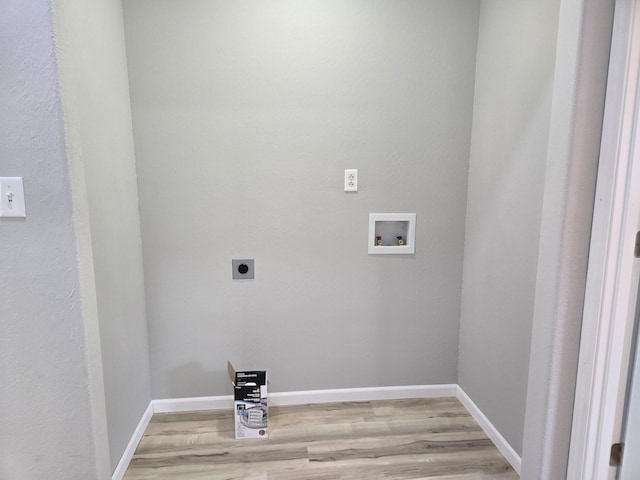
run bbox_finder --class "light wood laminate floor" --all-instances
[124,397,519,479]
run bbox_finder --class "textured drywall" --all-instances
[123,0,480,398]
[0,1,110,478]
[54,0,152,471]
[458,0,561,456]
[521,0,614,478]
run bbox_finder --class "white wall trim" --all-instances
[152,384,458,413]
[111,402,153,480]
[567,0,640,478]
[269,384,458,406]
[456,386,521,475]
[153,395,234,413]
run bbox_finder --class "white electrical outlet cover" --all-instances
[344,169,358,192]
[0,177,26,218]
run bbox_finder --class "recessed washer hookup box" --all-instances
[227,361,268,439]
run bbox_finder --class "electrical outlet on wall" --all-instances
[344,169,358,192]
[232,259,254,279]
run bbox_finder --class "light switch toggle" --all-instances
[0,177,27,218]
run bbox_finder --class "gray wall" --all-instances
[54,0,152,471]
[458,0,561,456]
[0,1,110,478]
[123,0,480,398]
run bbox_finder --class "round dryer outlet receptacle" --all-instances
[232,259,254,279]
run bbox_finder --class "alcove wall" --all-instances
[123,0,479,399]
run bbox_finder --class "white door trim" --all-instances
[568,0,640,477]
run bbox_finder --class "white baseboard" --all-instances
[455,386,522,475]
[152,384,458,413]
[268,384,459,406]
[153,394,233,413]
[269,384,458,405]
[116,384,519,477]
[111,401,153,480]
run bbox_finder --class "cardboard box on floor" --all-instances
[227,361,268,439]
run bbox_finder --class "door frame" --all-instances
[567,0,640,477]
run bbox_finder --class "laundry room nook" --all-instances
[1,0,618,479]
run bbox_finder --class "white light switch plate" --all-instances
[0,177,27,217]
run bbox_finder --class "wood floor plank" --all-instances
[123,397,519,480]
